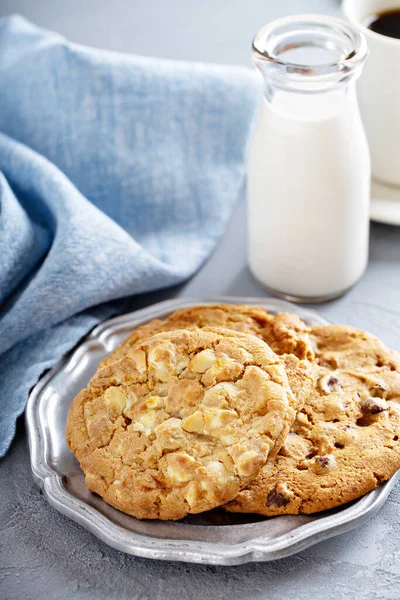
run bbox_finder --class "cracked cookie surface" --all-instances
[99,304,314,368]
[66,327,296,520]
[225,325,400,516]
[99,304,315,416]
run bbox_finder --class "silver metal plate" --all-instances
[26,297,399,565]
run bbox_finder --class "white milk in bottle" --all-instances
[248,16,370,301]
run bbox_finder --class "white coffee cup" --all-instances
[342,0,400,187]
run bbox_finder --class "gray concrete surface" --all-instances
[1,1,400,598]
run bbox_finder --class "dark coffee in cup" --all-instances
[364,9,400,39]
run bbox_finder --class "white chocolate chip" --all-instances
[219,433,235,445]
[185,481,200,507]
[154,417,182,433]
[189,349,217,373]
[205,461,230,482]
[202,382,240,408]
[182,411,205,433]
[104,386,127,414]
[130,349,147,374]
[176,356,190,374]
[148,342,177,380]
[137,409,159,433]
[131,422,145,432]
[164,452,198,483]
[201,358,241,387]
[145,396,164,409]
[203,408,237,433]
[232,449,260,476]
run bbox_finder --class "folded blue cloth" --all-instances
[0,15,259,456]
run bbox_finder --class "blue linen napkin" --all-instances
[0,15,260,456]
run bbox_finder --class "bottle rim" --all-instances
[252,14,368,85]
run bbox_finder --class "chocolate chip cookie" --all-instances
[225,325,400,516]
[66,327,297,520]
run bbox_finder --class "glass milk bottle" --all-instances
[247,15,370,302]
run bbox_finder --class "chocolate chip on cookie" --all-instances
[266,483,293,508]
[318,373,342,394]
[312,454,337,474]
[360,397,388,415]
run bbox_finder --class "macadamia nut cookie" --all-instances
[66,327,297,520]
[226,325,400,516]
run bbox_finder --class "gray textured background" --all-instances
[2,1,400,598]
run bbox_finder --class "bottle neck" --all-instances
[262,77,355,104]
[261,81,360,126]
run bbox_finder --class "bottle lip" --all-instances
[252,14,368,83]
